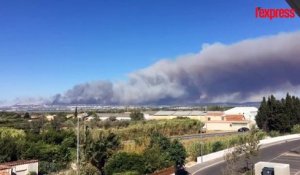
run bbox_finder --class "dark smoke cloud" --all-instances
[53,31,300,105]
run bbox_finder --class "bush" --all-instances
[81,163,99,175]
[168,139,187,168]
[130,111,144,121]
[187,142,201,161]
[143,147,172,173]
[104,152,145,175]
[269,130,281,137]
[113,171,139,175]
[292,124,300,134]
[211,141,225,152]
[27,172,37,175]
[256,130,267,140]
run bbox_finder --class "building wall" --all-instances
[27,162,38,174]
[206,122,249,131]
[11,162,38,175]
[145,115,177,120]
[145,115,221,121]
[12,164,28,175]
[0,170,10,175]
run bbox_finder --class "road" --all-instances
[187,138,300,175]
[171,131,241,140]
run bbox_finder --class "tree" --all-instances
[130,111,144,121]
[256,94,300,133]
[84,132,120,174]
[147,133,187,174]
[104,152,145,175]
[0,136,22,162]
[143,146,172,173]
[256,97,268,131]
[24,112,31,119]
[168,140,187,174]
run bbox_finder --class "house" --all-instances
[224,107,258,121]
[0,160,38,175]
[0,165,11,175]
[96,113,131,120]
[145,110,229,122]
[45,115,56,121]
[205,120,250,131]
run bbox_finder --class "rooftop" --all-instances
[0,165,11,170]
[0,160,38,167]
[225,115,245,121]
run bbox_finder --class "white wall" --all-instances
[28,162,38,174]
[206,122,249,131]
[11,162,38,175]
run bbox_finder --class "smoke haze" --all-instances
[52,31,300,105]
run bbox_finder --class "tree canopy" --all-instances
[256,93,300,133]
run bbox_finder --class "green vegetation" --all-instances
[0,112,76,174]
[104,152,145,175]
[292,124,300,134]
[223,128,261,175]
[101,132,186,175]
[3,109,272,175]
[106,119,203,140]
[129,111,144,121]
[256,93,300,133]
[186,131,266,161]
[83,132,120,174]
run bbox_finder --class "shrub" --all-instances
[130,111,144,121]
[143,146,172,173]
[211,141,225,152]
[0,127,25,139]
[187,142,201,161]
[292,124,300,134]
[269,130,281,137]
[113,171,139,175]
[104,152,145,175]
[256,130,267,140]
[27,172,37,175]
[81,163,99,175]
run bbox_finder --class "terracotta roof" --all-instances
[0,160,38,167]
[225,115,245,121]
[0,165,11,170]
[206,120,249,123]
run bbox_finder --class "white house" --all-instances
[0,160,38,175]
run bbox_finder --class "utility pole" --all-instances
[75,107,80,175]
[200,126,203,163]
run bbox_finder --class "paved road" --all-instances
[187,139,300,175]
[171,131,241,140]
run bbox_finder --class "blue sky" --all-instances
[0,0,299,101]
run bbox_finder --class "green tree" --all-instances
[256,97,269,131]
[0,136,22,162]
[24,112,31,119]
[143,146,172,173]
[147,133,187,174]
[85,132,120,174]
[104,152,144,175]
[129,111,144,121]
[168,140,187,172]
[256,94,299,133]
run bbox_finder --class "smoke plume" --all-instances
[53,31,300,105]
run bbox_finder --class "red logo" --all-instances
[255,7,296,20]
